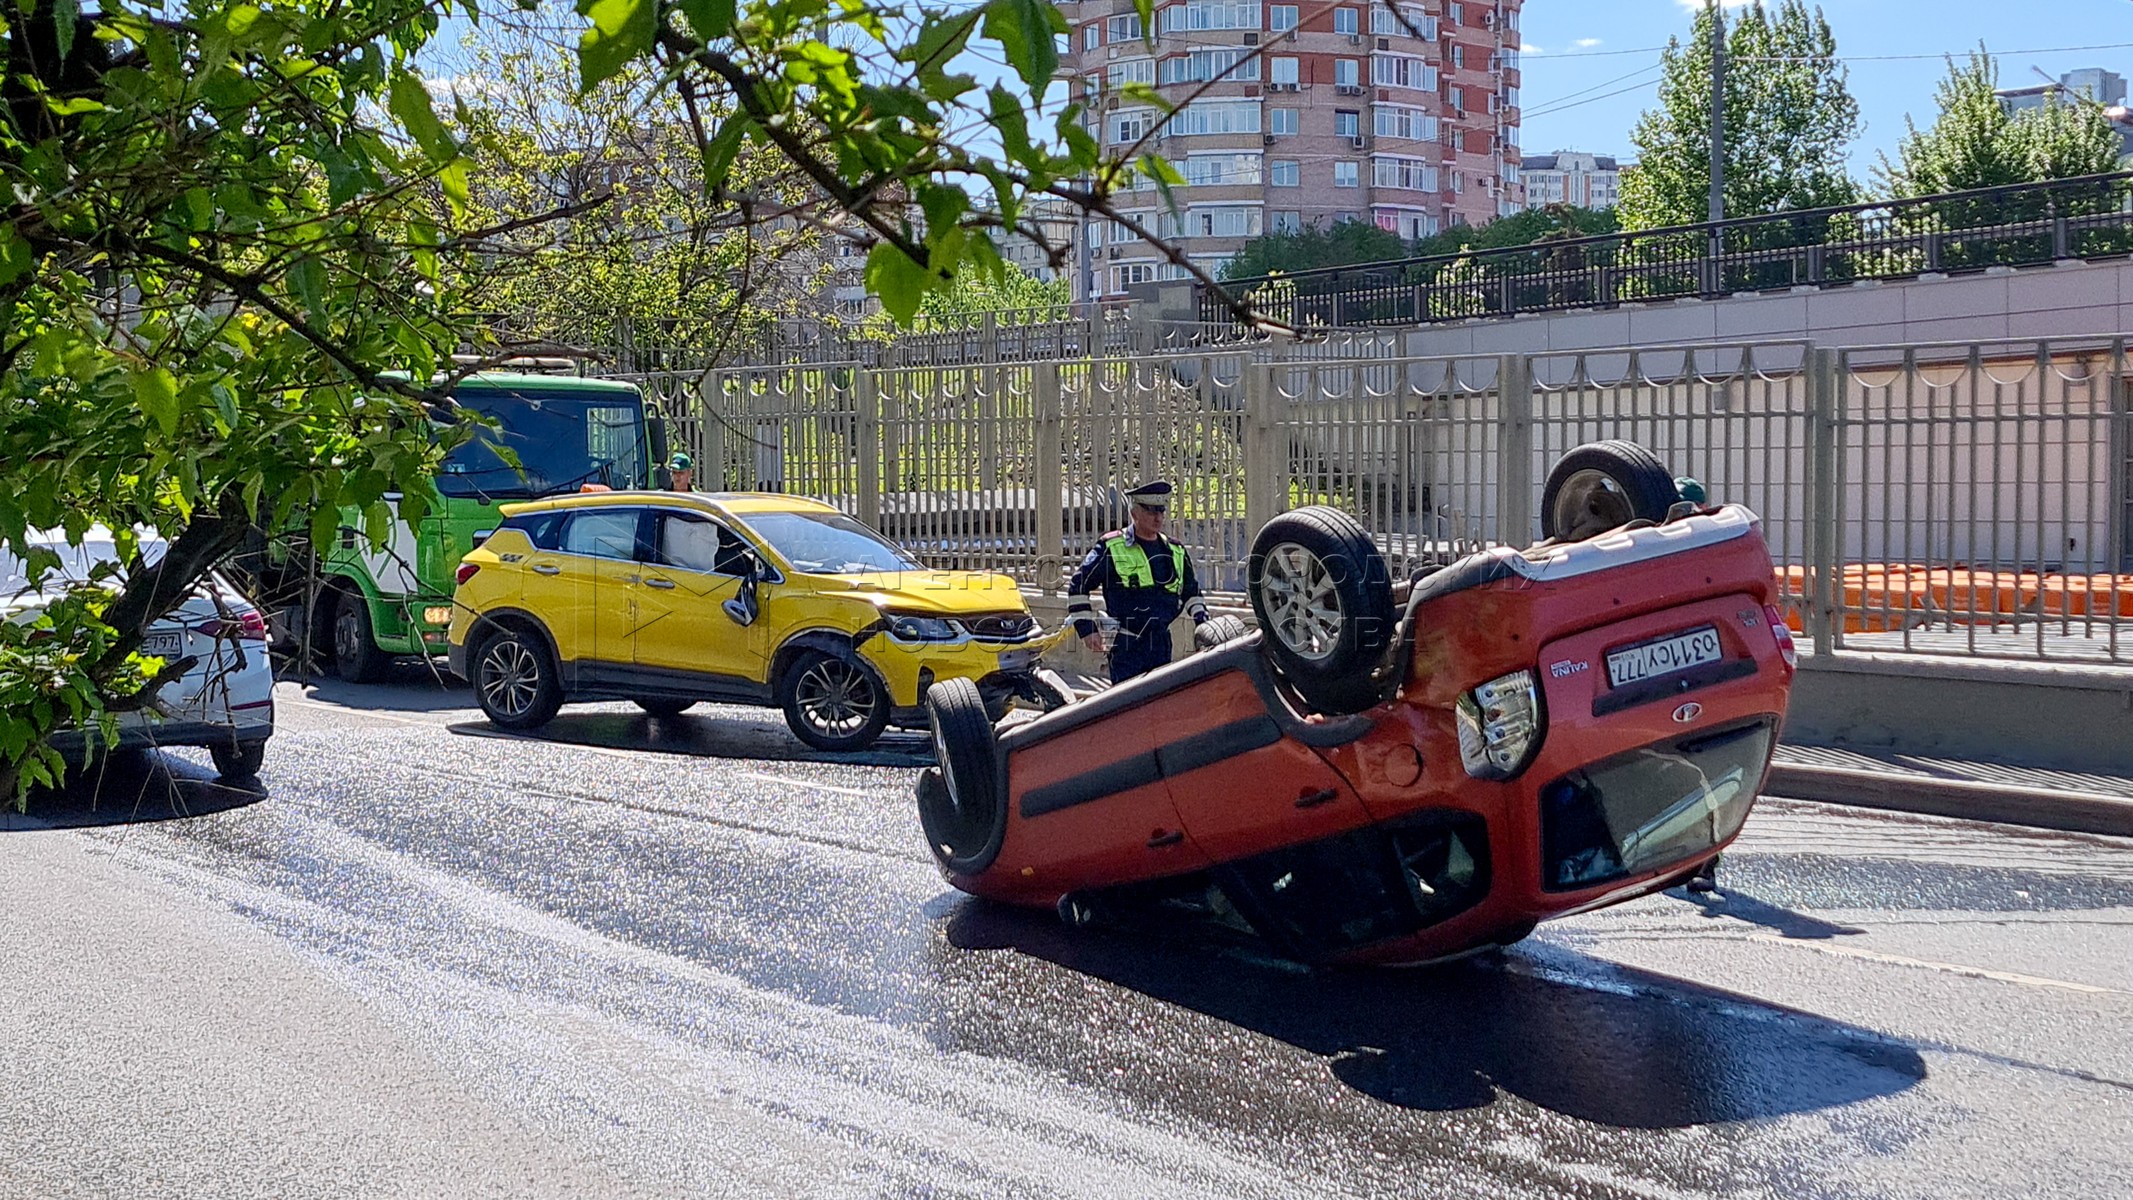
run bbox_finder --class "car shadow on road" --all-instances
[286,664,472,714]
[1,752,268,831]
[1669,884,1868,939]
[448,711,936,769]
[939,900,1924,1129]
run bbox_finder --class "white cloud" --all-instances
[1675,0,1750,9]
[1574,38,1603,49]
[1522,42,1544,54]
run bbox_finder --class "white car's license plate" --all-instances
[142,632,184,659]
[996,648,1038,673]
[1606,625,1723,688]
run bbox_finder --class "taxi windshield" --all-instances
[740,511,922,574]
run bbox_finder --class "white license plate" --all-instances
[142,632,184,659]
[1606,626,1723,688]
[996,648,1038,673]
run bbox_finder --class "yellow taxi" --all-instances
[447,491,1064,750]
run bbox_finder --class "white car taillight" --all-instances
[1455,669,1545,780]
[1764,604,1797,669]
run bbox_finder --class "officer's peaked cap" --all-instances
[1124,479,1173,508]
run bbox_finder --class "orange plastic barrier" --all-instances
[1777,564,2133,633]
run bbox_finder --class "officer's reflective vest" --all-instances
[1103,532,1184,595]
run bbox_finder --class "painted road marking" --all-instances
[1749,933,2122,996]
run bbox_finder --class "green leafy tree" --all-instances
[1618,0,1862,230]
[1879,51,2124,197]
[915,264,1071,321]
[0,0,559,804]
[1218,220,1413,281]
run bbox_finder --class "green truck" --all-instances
[260,372,667,682]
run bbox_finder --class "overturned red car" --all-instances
[918,442,1797,966]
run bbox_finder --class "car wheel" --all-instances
[919,678,1006,875]
[331,588,392,684]
[1247,506,1396,715]
[1540,440,1679,543]
[634,698,697,719]
[472,627,564,731]
[210,738,268,782]
[779,650,891,752]
[1193,614,1251,652]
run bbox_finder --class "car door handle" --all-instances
[531,564,561,576]
[1146,830,1185,849]
[1295,788,1341,809]
[642,577,676,590]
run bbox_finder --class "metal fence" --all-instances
[642,335,2133,668]
[1206,172,2133,330]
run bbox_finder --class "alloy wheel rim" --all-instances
[797,659,875,737]
[1552,469,1634,540]
[1260,543,1344,662]
[478,639,539,717]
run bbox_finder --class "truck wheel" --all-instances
[779,650,890,751]
[1193,614,1250,652]
[330,587,393,684]
[1541,441,1679,543]
[210,738,268,782]
[919,678,1006,875]
[472,626,564,730]
[1248,507,1395,715]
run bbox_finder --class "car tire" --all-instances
[1540,440,1679,543]
[634,698,697,719]
[210,738,268,782]
[919,678,1006,875]
[1193,614,1250,652]
[778,649,891,752]
[1247,506,1396,715]
[471,626,564,731]
[330,587,393,684]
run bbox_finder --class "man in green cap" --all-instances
[668,451,694,492]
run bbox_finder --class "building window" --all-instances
[1372,56,1435,90]
[1270,56,1298,85]
[1110,110,1157,144]
[1447,2,1461,22]
[1189,207,1262,238]
[1173,100,1261,136]
[1334,109,1360,138]
[1269,107,1299,135]
[1112,263,1156,291]
[1272,210,1303,234]
[1108,58,1154,86]
[1451,44,1463,69]
[1269,159,1299,186]
[1333,6,1357,34]
[1448,85,1463,111]
[1179,154,1263,185]
[1161,49,1260,85]
[1334,161,1359,187]
[1160,0,1262,34]
[1270,4,1298,31]
[1334,58,1359,87]
[1372,155,1436,191]
[1107,12,1142,41]
[1374,105,1438,141]
[1084,24,1099,50]
[1371,5,1435,37]
[1504,85,1520,109]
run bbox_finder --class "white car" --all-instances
[1,527,275,780]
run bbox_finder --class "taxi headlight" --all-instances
[1455,669,1545,781]
[886,613,963,642]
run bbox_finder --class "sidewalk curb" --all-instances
[1764,763,2133,838]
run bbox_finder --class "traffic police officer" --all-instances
[1066,480,1210,684]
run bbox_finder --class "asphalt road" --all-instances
[4,669,2130,1199]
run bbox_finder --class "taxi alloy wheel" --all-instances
[474,628,563,731]
[1247,506,1395,716]
[780,650,891,752]
[1541,440,1678,543]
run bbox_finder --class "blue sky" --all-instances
[1521,0,2133,176]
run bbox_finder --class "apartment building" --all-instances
[1519,150,1621,210]
[1061,0,1526,296]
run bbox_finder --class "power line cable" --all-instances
[1522,77,1663,121]
[1522,62,1664,112]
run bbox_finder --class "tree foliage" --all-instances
[1879,51,2125,198]
[1618,0,1861,230]
[1218,220,1411,281]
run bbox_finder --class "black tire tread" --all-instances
[1540,440,1678,541]
[1193,614,1250,652]
[920,677,1007,874]
[332,587,393,684]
